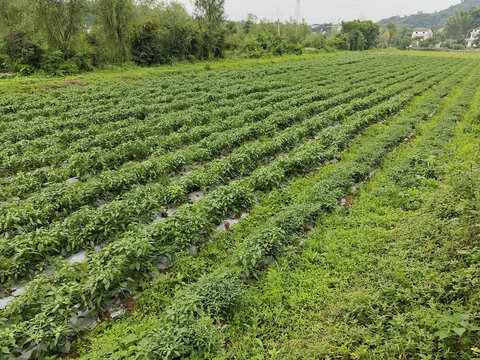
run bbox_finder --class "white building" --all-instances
[466,27,480,48]
[412,28,434,40]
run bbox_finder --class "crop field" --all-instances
[0,53,479,359]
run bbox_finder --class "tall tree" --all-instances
[445,11,472,39]
[94,0,135,62]
[342,20,379,50]
[131,2,195,65]
[0,0,32,34]
[34,0,89,55]
[445,7,480,39]
[194,0,226,59]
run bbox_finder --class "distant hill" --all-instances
[378,0,480,28]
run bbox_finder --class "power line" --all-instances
[295,0,301,23]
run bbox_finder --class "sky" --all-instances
[176,0,461,24]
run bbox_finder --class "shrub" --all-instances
[41,50,64,74]
[327,33,350,51]
[132,19,166,66]
[451,43,466,50]
[1,28,46,74]
[241,33,303,58]
[72,49,94,71]
[303,32,327,49]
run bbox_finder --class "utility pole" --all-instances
[295,0,301,23]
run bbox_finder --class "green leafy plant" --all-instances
[435,313,480,340]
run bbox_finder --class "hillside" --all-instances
[378,0,480,28]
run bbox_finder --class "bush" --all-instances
[1,28,46,74]
[450,43,466,50]
[41,50,64,74]
[59,60,80,75]
[132,19,166,66]
[72,49,94,71]
[40,51,81,76]
[241,32,302,58]
[303,32,327,49]
[327,33,350,51]
[132,4,195,66]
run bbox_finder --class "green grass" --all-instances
[0,53,338,96]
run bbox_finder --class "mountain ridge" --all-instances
[378,0,480,28]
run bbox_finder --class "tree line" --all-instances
[0,0,380,76]
[445,6,480,40]
[0,0,229,74]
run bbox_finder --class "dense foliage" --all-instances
[0,0,428,76]
[0,0,229,74]
[445,6,480,39]
[341,20,380,50]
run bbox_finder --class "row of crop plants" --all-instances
[0,55,397,198]
[0,58,474,357]
[0,58,456,281]
[82,61,480,359]
[0,55,375,148]
[0,57,435,238]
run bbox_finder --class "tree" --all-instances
[194,0,226,59]
[349,30,367,50]
[445,11,472,39]
[303,32,326,49]
[380,29,390,45]
[131,19,162,66]
[327,32,350,50]
[386,22,403,46]
[341,20,379,49]
[240,31,301,58]
[282,22,311,44]
[131,2,195,65]
[94,0,135,62]
[445,7,480,40]
[0,0,30,33]
[34,0,88,56]
[1,27,45,73]
[400,35,413,49]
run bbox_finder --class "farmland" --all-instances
[0,52,479,359]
